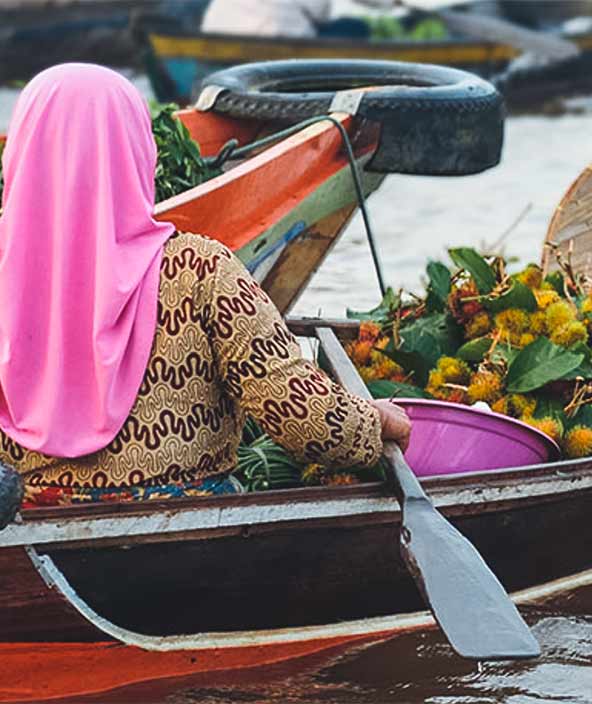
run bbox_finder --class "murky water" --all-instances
[3,70,592,704]
[74,593,592,704]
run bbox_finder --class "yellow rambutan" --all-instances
[426,368,468,403]
[465,312,492,340]
[563,425,592,458]
[550,321,588,347]
[372,356,403,380]
[358,366,379,383]
[426,369,444,391]
[436,356,471,384]
[467,370,504,404]
[359,322,381,343]
[529,311,546,336]
[523,416,563,444]
[534,289,560,311]
[301,463,325,485]
[545,300,576,331]
[495,309,530,335]
[518,333,536,348]
[581,295,592,315]
[516,265,543,289]
[511,394,536,418]
[347,340,374,367]
[493,394,536,418]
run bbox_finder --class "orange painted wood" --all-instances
[154,113,374,253]
[0,632,397,702]
[176,109,263,157]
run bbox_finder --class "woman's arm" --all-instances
[197,241,388,468]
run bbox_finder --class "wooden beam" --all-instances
[286,317,359,340]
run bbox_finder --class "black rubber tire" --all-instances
[199,59,504,176]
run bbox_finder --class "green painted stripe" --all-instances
[237,154,383,272]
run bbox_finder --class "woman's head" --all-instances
[0,64,175,456]
[3,63,157,212]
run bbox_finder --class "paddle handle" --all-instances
[383,441,428,503]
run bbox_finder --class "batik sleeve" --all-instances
[198,240,383,468]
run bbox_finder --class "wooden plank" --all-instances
[315,326,369,397]
[261,205,357,314]
[286,316,360,341]
[0,547,100,642]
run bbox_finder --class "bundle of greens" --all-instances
[0,102,219,205]
[234,417,304,492]
[233,416,384,492]
[150,101,220,203]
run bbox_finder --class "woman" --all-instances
[0,64,410,506]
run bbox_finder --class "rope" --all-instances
[204,115,387,297]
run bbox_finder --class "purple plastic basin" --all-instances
[393,398,560,477]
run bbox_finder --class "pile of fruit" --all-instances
[346,246,592,459]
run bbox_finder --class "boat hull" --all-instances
[1,455,592,700]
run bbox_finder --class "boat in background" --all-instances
[136,14,592,112]
[0,0,208,86]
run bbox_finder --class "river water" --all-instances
[2,74,592,703]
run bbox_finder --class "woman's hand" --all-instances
[370,400,412,452]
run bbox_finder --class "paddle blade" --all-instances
[401,498,540,660]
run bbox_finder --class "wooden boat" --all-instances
[138,21,592,111]
[1,316,592,701]
[154,110,385,315]
[0,67,588,702]
[0,0,208,86]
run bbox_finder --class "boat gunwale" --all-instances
[153,112,361,216]
[149,28,505,52]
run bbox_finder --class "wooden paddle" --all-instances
[316,326,541,660]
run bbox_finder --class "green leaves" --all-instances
[426,261,452,312]
[485,280,537,313]
[347,287,400,324]
[457,337,491,363]
[150,101,221,203]
[367,380,431,399]
[384,313,461,386]
[506,337,584,393]
[449,247,496,294]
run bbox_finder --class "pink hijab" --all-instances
[0,64,175,457]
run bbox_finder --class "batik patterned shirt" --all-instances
[0,233,383,490]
